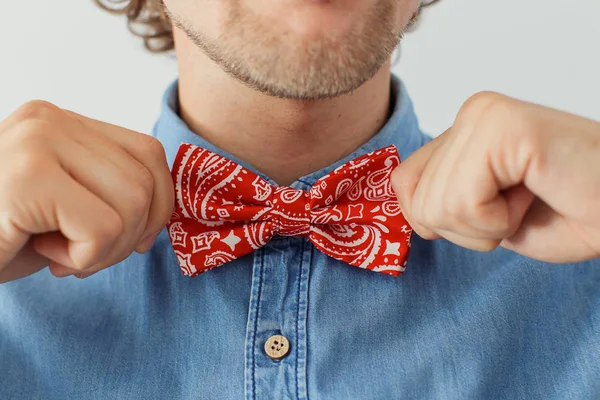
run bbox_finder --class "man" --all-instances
[0,0,599,399]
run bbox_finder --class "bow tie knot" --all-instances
[269,187,311,237]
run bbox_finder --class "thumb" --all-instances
[0,216,48,283]
[524,113,600,226]
[0,214,31,269]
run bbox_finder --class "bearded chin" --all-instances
[169,0,407,100]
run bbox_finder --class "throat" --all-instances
[179,98,392,186]
[176,42,394,186]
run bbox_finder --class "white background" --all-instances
[0,0,599,136]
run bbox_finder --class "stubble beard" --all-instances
[168,1,405,100]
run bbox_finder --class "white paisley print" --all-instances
[167,144,413,277]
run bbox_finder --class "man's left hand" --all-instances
[391,91,600,263]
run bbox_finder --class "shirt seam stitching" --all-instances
[295,238,305,400]
[251,249,265,400]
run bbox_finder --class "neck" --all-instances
[174,28,393,186]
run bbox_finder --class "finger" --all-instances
[0,212,31,271]
[435,228,502,252]
[405,94,525,240]
[409,128,482,238]
[411,103,535,240]
[392,169,440,240]
[402,126,474,241]
[392,132,450,240]
[430,185,536,243]
[67,113,174,244]
[401,211,441,241]
[523,110,600,225]
[48,261,77,278]
[34,232,72,267]
[73,270,98,279]
[418,191,533,250]
[492,184,535,236]
[501,199,599,263]
[0,239,49,283]
[393,129,451,187]
[27,167,123,270]
[48,261,98,279]
[66,123,160,250]
[431,124,534,240]
[50,140,151,269]
[35,232,100,276]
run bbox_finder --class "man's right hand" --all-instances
[0,101,174,283]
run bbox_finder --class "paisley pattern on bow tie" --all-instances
[168,143,413,277]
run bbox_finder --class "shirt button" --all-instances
[264,335,290,361]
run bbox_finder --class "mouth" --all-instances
[250,0,365,38]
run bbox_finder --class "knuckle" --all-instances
[139,133,167,160]
[455,198,495,227]
[391,172,414,207]
[413,226,438,241]
[483,99,523,132]
[456,91,515,131]
[477,93,529,131]
[71,254,96,271]
[79,213,125,269]
[484,213,516,239]
[467,206,491,226]
[13,119,52,144]
[500,222,519,238]
[14,100,62,123]
[128,182,153,216]
[408,201,426,226]
[134,164,155,196]
[11,147,52,182]
[459,91,506,117]
[73,211,124,271]
[419,205,443,230]
[97,210,125,244]
[455,92,541,151]
[444,197,467,221]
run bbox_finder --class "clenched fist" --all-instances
[0,101,174,283]
[392,92,600,263]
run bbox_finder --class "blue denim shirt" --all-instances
[1,76,599,400]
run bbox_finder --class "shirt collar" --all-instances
[152,74,425,188]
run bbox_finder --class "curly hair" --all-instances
[95,0,441,53]
[95,0,173,52]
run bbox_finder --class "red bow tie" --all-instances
[167,143,413,277]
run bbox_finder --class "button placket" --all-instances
[244,237,309,400]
